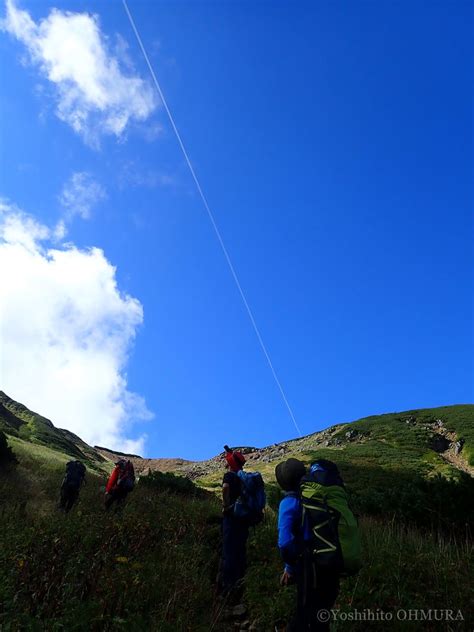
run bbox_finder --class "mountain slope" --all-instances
[2,390,472,482]
[1,394,473,630]
[100,405,473,486]
[0,391,110,471]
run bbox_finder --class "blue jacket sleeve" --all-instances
[278,495,301,574]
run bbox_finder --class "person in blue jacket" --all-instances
[276,458,340,631]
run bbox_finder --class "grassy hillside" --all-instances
[197,407,474,525]
[0,392,110,472]
[0,440,222,630]
[244,513,473,631]
[1,436,472,631]
[328,405,474,467]
[0,398,473,629]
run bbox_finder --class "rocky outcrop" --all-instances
[345,429,358,440]
[425,419,473,476]
[429,434,451,453]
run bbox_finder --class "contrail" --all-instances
[122,0,302,437]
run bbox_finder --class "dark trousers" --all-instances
[105,488,128,511]
[59,482,79,513]
[220,515,249,593]
[288,556,340,632]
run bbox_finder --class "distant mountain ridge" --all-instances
[94,445,144,460]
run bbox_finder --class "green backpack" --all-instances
[300,459,362,576]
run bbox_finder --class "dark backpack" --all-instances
[300,460,362,576]
[233,470,266,526]
[65,461,86,488]
[117,460,135,492]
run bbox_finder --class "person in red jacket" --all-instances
[105,459,135,511]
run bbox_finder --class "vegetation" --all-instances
[0,397,472,629]
[0,391,109,471]
[431,405,474,466]
[329,405,474,467]
[245,514,473,631]
[0,430,16,467]
[295,449,474,533]
[139,470,206,497]
[0,449,222,631]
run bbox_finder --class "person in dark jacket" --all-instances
[276,458,340,632]
[59,460,86,513]
[104,459,135,511]
[219,445,249,596]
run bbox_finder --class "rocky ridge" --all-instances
[97,414,474,481]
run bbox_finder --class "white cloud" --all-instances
[54,172,105,239]
[0,200,152,454]
[59,171,106,223]
[2,0,157,145]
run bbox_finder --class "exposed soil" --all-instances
[429,424,474,476]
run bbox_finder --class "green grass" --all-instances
[332,406,474,466]
[8,435,75,467]
[339,517,473,628]
[0,392,110,471]
[1,402,473,630]
[0,452,223,631]
[195,407,474,494]
[244,515,473,631]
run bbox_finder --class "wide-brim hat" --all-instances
[275,458,306,491]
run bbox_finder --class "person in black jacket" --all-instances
[59,460,86,513]
[219,445,248,596]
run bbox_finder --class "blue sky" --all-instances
[0,0,472,459]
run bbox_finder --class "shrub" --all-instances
[0,465,221,630]
[349,472,474,533]
[0,431,16,467]
[138,470,203,497]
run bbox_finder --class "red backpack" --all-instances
[117,460,135,492]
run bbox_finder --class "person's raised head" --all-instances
[275,458,306,491]
[224,445,246,472]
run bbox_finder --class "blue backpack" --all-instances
[233,470,266,526]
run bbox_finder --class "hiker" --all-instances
[219,445,265,595]
[276,458,361,631]
[104,459,135,511]
[59,460,86,513]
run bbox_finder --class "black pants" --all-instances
[220,515,249,594]
[105,488,128,511]
[288,556,340,632]
[59,482,80,513]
